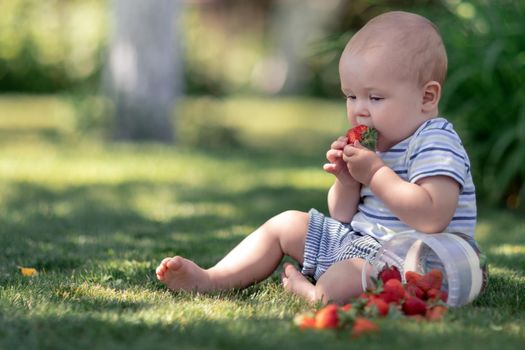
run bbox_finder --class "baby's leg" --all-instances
[315,258,371,304]
[156,210,308,292]
[282,258,371,304]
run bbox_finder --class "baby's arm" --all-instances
[324,136,361,223]
[327,179,361,223]
[369,168,459,233]
[343,142,459,233]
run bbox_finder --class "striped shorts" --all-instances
[301,208,382,281]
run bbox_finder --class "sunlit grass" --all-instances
[490,245,525,257]
[0,95,75,129]
[0,95,524,349]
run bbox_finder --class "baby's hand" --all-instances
[343,141,385,186]
[324,136,356,186]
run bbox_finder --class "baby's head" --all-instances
[343,11,447,88]
[340,11,448,151]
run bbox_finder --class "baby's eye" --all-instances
[370,96,384,101]
[341,91,356,100]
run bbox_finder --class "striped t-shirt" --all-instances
[350,117,477,241]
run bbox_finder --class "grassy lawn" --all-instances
[0,95,524,350]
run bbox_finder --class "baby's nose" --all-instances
[354,101,370,117]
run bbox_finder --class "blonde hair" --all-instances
[345,11,448,86]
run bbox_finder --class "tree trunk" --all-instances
[105,0,183,142]
[270,0,341,94]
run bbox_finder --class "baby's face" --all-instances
[340,49,428,151]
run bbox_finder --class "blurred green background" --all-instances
[0,0,524,209]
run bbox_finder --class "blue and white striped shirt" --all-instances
[351,118,477,241]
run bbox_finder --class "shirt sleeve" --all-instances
[406,125,468,189]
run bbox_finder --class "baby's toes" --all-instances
[155,258,172,279]
[281,272,287,284]
[156,265,166,279]
[166,256,184,271]
[283,263,299,276]
[281,274,291,292]
[160,257,172,268]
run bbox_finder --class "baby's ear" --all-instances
[421,81,441,113]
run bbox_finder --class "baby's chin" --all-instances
[376,137,397,152]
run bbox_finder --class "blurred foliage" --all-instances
[175,96,346,155]
[436,0,525,209]
[0,0,524,208]
[0,0,439,96]
[182,2,271,96]
[175,97,243,150]
[0,0,106,92]
[69,94,114,138]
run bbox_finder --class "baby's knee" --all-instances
[264,210,308,262]
[314,279,355,305]
[266,210,307,232]
[276,210,307,222]
[314,259,367,304]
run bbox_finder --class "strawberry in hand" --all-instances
[323,135,358,186]
[342,127,384,186]
[346,125,378,150]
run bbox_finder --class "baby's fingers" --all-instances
[326,149,343,163]
[330,136,348,150]
[323,162,345,175]
[323,163,337,173]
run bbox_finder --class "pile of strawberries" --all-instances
[294,265,449,337]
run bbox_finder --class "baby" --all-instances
[156,11,477,304]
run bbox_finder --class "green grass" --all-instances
[0,95,524,350]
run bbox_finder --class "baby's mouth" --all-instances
[356,117,373,128]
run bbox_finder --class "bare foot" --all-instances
[281,263,316,302]
[155,256,213,293]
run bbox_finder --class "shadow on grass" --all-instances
[474,274,525,313]
[2,308,525,350]
[0,312,319,350]
[0,177,326,280]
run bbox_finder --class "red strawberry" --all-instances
[426,288,443,301]
[402,296,427,316]
[378,291,398,304]
[366,296,389,316]
[406,284,425,300]
[294,313,316,330]
[315,304,340,329]
[341,304,353,312]
[358,292,372,300]
[416,269,443,292]
[347,125,368,143]
[378,264,402,284]
[440,290,448,303]
[351,317,379,338]
[382,279,406,304]
[425,305,448,321]
[346,125,378,150]
[405,271,423,286]
[428,269,444,288]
